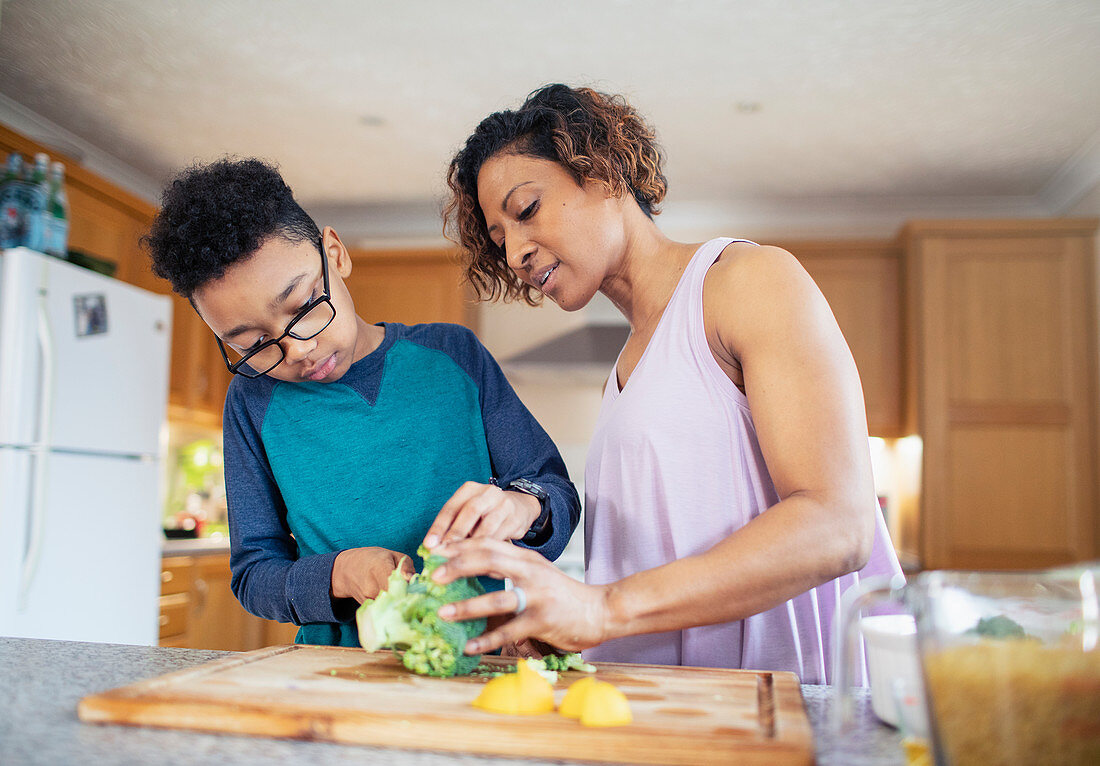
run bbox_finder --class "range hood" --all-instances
[500,294,630,384]
[506,322,630,365]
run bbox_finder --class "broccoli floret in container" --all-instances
[356,545,486,677]
[968,614,1030,640]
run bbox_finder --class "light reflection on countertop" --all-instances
[162,535,230,556]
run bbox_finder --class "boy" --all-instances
[146,158,580,646]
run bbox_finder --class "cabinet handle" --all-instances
[161,570,174,583]
[194,578,208,613]
[159,614,170,627]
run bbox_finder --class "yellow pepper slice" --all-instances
[560,677,632,727]
[471,659,555,715]
[558,675,597,719]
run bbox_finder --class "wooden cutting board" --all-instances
[78,644,814,765]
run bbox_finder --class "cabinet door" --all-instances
[906,219,1099,570]
[344,248,475,328]
[189,555,264,651]
[160,553,300,650]
[166,299,231,429]
[158,556,194,647]
[786,241,904,437]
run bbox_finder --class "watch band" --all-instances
[503,478,551,544]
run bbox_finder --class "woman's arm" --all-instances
[432,243,877,653]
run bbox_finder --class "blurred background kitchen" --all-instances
[0,0,1097,651]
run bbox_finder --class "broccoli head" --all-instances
[356,545,486,677]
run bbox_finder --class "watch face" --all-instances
[509,478,548,500]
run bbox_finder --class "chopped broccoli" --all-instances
[356,545,486,677]
[479,652,596,684]
[540,652,596,673]
[521,658,559,684]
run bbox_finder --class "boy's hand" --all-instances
[331,547,414,604]
[422,481,541,549]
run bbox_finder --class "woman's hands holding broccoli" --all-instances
[332,546,415,604]
[422,481,541,549]
[429,538,612,655]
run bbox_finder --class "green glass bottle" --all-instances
[43,162,70,258]
[0,152,25,249]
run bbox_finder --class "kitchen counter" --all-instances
[162,536,231,557]
[0,637,905,765]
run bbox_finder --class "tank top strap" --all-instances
[660,237,756,403]
[681,237,757,300]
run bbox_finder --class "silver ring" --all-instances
[512,586,527,615]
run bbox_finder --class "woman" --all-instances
[427,84,900,683]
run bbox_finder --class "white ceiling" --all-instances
[1,0,1098,242]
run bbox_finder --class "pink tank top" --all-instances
[583,238,901,683]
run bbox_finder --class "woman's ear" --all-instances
[321,226,354,278]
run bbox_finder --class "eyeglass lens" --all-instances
[224,300,335,373]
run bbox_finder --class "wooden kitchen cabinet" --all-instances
[784,239,905,436]
[157,556,194,646]
[904,219,1099,570]
[159,553,298,650]
[165,299,231,429]
[344,247,477,329]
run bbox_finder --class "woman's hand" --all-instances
[331,547,414,604]
[429,538,610,655]
[422,481,541,549]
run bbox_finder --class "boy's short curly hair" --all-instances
[444,84,668,305]
[145,158,321,299]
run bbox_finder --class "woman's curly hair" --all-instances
[444,84,667,304]
[144,158,321,299]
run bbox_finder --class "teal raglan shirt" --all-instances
[222,322,580,647]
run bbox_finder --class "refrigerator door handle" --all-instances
[18,275,55,611]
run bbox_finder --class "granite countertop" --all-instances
[0,637,905,765]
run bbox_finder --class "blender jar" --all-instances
[835,564,1100,765]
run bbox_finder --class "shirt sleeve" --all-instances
[411,324,582,561]
[223,379,355,626]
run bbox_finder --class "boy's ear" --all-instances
[321,226,354,278]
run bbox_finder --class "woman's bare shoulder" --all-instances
[707,242,818,309]
[711,241,804,282]
[704,241,829,357]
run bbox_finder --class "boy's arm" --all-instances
[439,325,581,561]
[222,382,355,625]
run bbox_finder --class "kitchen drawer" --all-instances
[160,556,193,596]
[158,593,190,639]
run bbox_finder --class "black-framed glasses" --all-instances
[215,238,336,378]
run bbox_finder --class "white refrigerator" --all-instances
[0,247,171,645]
